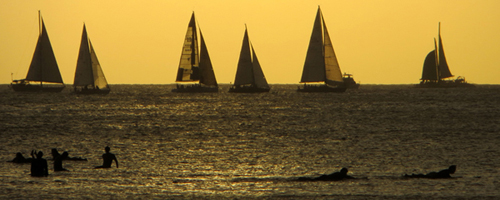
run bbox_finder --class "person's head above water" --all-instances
[105,146,110,153]
[340,168,348,175]
[51,148,58,156]
[448,165,457,174]
[37,151,43,158]
[61,151,69,159]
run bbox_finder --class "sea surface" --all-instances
[0,84,499,199]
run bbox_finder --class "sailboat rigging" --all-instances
[172,12,218,93]
[228,26,270,93]
[10,11,65,92]
[417,22,473,88]
[73,24,110,94]
[298,6,349,93]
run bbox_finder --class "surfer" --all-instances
[404,165,456,178]
[9,152,33,163]
[51,148,87,161]
[53,151,69,171]
[298,167,354,181]
[95,146,119,168]
[31,151,48,177]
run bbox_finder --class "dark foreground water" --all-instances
[0,84,499,199]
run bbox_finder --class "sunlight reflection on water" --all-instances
[0,85,499,199]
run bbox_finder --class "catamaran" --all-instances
[73,24,110,94]
[417,23,473,88]
[298,6,348,93]
[229,26,270,93]
[10,11,65,92]
[172,12,218,93]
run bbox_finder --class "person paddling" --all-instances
[298,167,354,181]
[404,165,456,178]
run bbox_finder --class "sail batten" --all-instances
[176,13,200,82]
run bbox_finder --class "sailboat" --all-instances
[417,22,474,88]
[228,26,270,93]
[298,6,348,93]
[172,12,218,93]
[10,11,65,92]
[73,24,110,94]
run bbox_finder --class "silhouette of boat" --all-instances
[229,26,270,93]
[417,23,474,88]
[298,6,347,93]
[73,24,110,94]
[343,73,359,89]
[172,12,218,93]
[10,11,65,92]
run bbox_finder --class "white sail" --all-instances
[233,28,254,86]
[25,18,63,83]
[74,24,109,89]
[199,30,217,86]
[176,13,200,82]
[300,7,325,83]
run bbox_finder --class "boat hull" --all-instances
[297,84,347,93]
[172,84,218,93]
[10,83,65,92]
[416,80,475,88]
[228,86,270,93]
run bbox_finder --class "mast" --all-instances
[39,11,43,87]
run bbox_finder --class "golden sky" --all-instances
[1,0,499,84]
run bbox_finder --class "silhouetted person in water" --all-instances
[95,146,119,168]
[51,148,87,161]
[404,165,456,179]
[9,152,33,163]
[31,151,48,177]
[53,151,69,171]
[298,168,354,181]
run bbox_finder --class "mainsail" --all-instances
[74,24,109,89]
[300,7,343,85]
[175,12,217,87]
[176,13,200,82]
[233,27,269,89]
[25,14,63,84]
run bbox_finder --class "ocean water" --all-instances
[0,84,499,199]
